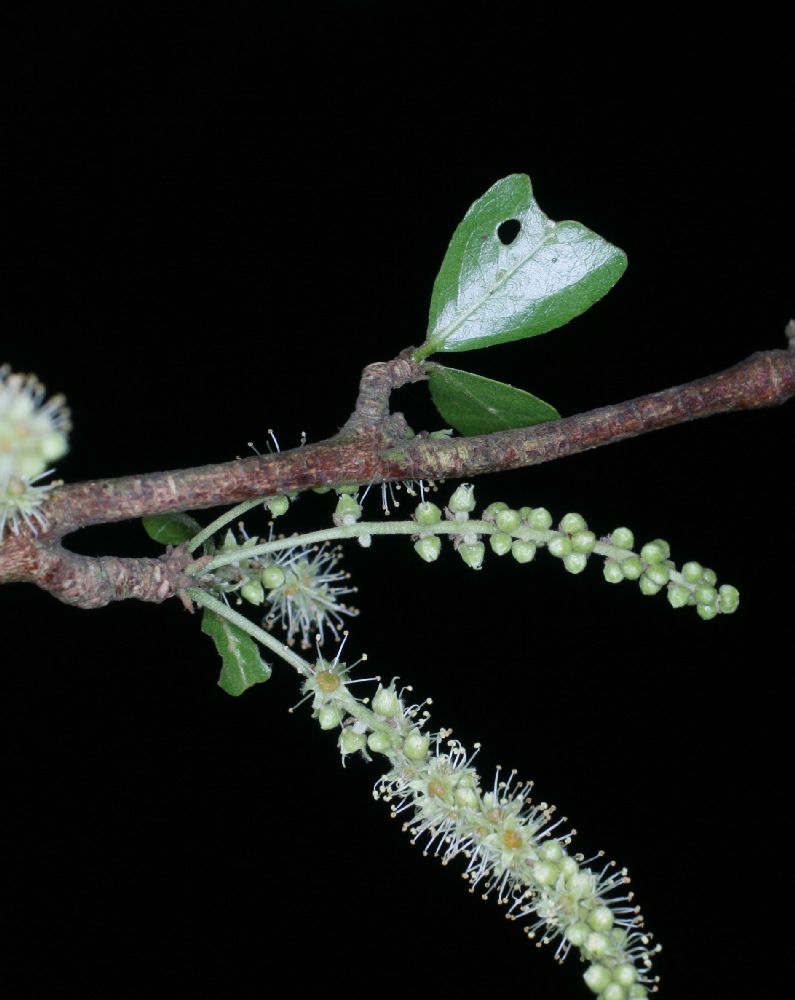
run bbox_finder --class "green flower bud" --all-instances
[458,542,485,570]
[316,705,342,730]
[639,573,662,596]
[518,506,534,521]
[495,508,522,534]
[603,559,624,584]
[560,512,587,534]
[602,984,626,1000]
[702,567,717,586]
[414,536,442,563]
[718,584,740,613]
[628,983,648,998]
[621,555,643,580]
[357,533,372,548]
[267,495,290,518]
[539,840,564,862]
[548,535,573,558]
[644,562,670,587]
[584,931,609,958]
[697,602,719,621]
[403,731,430,761]
[694,583,718,606]
[564,552,588,574]
[489,532,513,556]
[262,564,286,589]
[533,861,559,885]
[571,530,596,553]
[511,539,536,564]
[40,431,69,462]
[583,964,611,994]
[559,856,579,878]
[240,580,265,606]
[414,501,442,525]
[448,483,476,513]
[528,507,553,531]
[454,785,478,808]
[372,686,400,717]
[681,560,704,584]
[610,526,634,550]
[567,871,595,899]
[335,482,360,495]
[367,731,392,754]
[340,729,366,755]
[588,905,614,932]
[334,494,362,525]
[483,501,509,519]
[565,921,591,947]
[667,583,691,608]
[614,964,637,987]
[640,539,670,564]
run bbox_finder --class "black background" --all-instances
[3,6,792,997]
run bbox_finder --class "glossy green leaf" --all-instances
[201,609,272,697]
[427,364,560,436]
[142,512,202,546]
[419,174,626,356]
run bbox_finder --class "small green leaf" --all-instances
[427,364,560,436]
[142,512,202,546]
[201,608,272,697]
[419,174,626,357]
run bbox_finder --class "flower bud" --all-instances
[489,532,513,556]
[560,512,587,534]
[448,483,476,513]
[262,564,286,589]
[458,542,485,569]
[571,530,596,553]
[267,495,290,518]
[372,686,400,717]
[340,729,366,755]
[548,535,572,558]
[316,705,342,730]
[564,552,588,574]
[403,731,430,761]
[240,580,265,606]
[334,494,362,525]
[367,731,392,754]
[528,507,553,531]
[610,526,634,550]
[414,536,441,563]
[511,539,536,563]
[414,501,442,525]
[718,584,740,613]
[640,539,669,564]
[495,508,522,534]
[603,559,624,584]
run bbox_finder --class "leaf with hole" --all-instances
[427,364,560,436]
[201,609,272,697]
[142,512,202,546]
[418,174,627,357]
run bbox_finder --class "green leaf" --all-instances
[420,174,626,356]
[201,608,272,697]
[142,512,202,546]
[427,364,560,436]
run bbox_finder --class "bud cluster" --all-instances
[410,485,738,619]
[0,365,70,539]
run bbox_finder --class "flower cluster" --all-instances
[301,648,659,998]
[205,527,357,649]
[411,485,739,619]
[0,365,70,539]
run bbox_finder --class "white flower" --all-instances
[0,365,70,539]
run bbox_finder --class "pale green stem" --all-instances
[186,498,266,554]
[189,519,641,577]
[186,586,311,676]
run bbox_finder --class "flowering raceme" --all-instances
[0,365,70,539]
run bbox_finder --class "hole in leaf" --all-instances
[497,219,521,245]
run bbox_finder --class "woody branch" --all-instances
[1,327,793,609]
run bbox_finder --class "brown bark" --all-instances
[1,329,793,609]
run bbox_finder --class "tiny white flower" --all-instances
[0,365,70,539]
